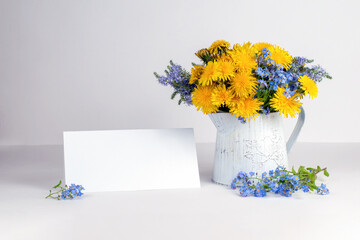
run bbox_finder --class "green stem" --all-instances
[45,189,63,199]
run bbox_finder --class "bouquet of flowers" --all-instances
[154,40,331,122]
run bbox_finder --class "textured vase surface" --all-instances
[209,112,289,185]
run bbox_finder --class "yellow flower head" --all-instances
[253,42,273,52]
[268,45,292,70]
[191,85,218,114]
[211,84,234,107]
[229,97,262,121]
[216,60,235,82]
[218,54,233,62]
[229,42,257,72]
[189,65,204,84]
[270,87,302,118]
[198,61,219,86]
[208,40,230,55]
[229,72,258,98]
[298,75,318,99]
[195,48,211,60]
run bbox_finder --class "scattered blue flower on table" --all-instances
[46,180,85,200]
[231,166,330,197]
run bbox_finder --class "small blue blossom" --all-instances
[258,79,268,88]
[283,88,294,99]
[249,172,255,177]
[262,108,270,115]
[317,183,330,195]
[266,58,275,66]
[261,48,271,58]
[238,117,246,124]
[230,178,237,190]
[254,183,266,197]
[301,184,310,193]
[255,67,269,78]
[264,177,270,184]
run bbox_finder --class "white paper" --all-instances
[63,128,200,192]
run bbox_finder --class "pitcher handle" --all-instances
[286,106,305,154]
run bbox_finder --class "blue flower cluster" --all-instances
[46,180,85,200]
[254,49,331,98]
[231,166,330,197]
[155,60,195,105]
[317,183,330,195]
[255,48,299,95]
[289,57,330,83]
[61,184,85,200]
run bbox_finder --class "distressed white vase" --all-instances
[209,107,305,185]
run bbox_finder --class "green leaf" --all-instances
[53,180,62,189]
[324,169,330,177]
[317,166,321,171]
[171,91,178,100]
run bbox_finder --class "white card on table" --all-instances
[63,128,200,192]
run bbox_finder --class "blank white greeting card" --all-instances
[63,128,200,192]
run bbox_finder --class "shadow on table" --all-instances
[196,143,215,186]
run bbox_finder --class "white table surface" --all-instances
[1,143,359,240]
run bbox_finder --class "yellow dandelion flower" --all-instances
[298,75,318,99]
[229,97,262,121]
[229,72,258,98]
[227,95,242,108]
[218,54,233,62]
[268,45,292,70]
[253,42,273,52]
[192,85,218,114]
[211,84,234,107]
[216,60,235,82]
[195,48,210,60]
[270,87,302,118]
[208,40,230,55]
[198,61,219,86]
[189,65,204,84]
[229,42,257,72]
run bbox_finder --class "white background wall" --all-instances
[0,0,359,145]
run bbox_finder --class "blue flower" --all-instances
[261,48,271,58]
[301,184,310,193]
[262,107,270,115]
[230,178,237,190]
[249,172,255,177]
[255,67,269,78]
[268,182,278,192]
[254,183,266,197]
[283,88,294,99]
[238,117,246,124]
[264,178,270,184]
[258,79,268,88]
[317,183,329,195]
[239,186,252,197]
[267,58,275,66]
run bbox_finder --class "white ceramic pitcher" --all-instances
[208,107,305,185]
